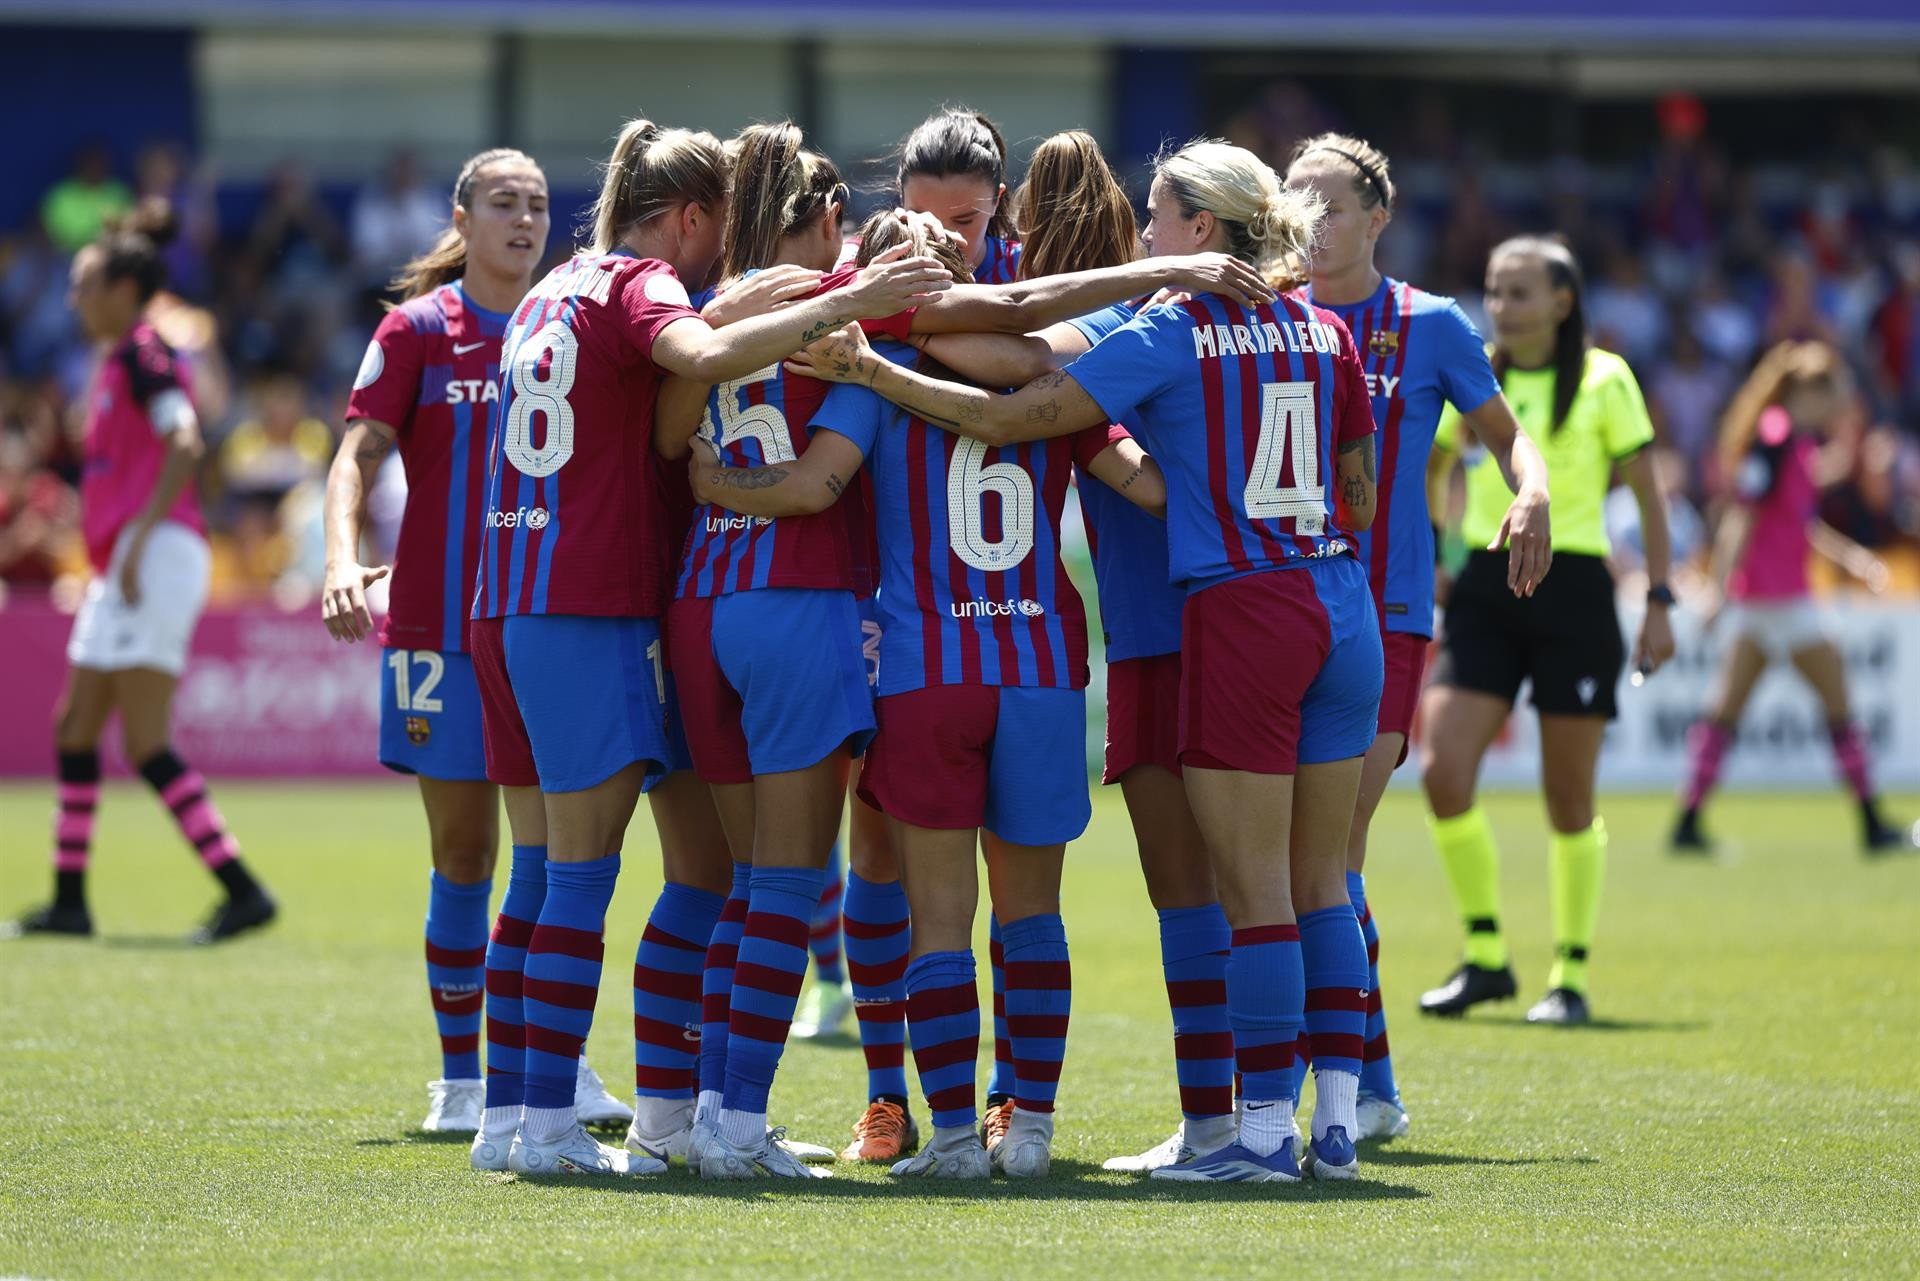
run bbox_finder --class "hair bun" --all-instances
[117,196,180,249]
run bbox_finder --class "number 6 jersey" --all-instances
[473,251,702,621]
[813,341,1126,696]
[1066,293,1375,591]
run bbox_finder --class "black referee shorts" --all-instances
[1430,550,1625,720]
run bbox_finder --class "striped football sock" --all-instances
[633,882,724,1104]
[138,750,258,896]
[51,750,100,910]
[1001,913,1071,1116]
[809,842,846,984]
[521,853,620,1141]
[1228,923,1303,1158]
[986,914,1014,1101]
[483,844,546,1115]
[719,865,824,1145]
[424,871,491,1082]
[906,950,980,1132]
[1300,904,1369,1142]
[696,862,751,1121]
[1158,904,1234,1124]
[843,871,911,1102]
[1349,871,1399,1102]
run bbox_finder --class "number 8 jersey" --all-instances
[1066,293,1375,590]
[473,251,702,620]
[814,341,1126,696]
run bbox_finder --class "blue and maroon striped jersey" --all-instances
[1065,303,1184,662]
[977,236,1022,285]
[676,266,912,598]
[347,282,509,652]
[1302,277,1500,637]
[1066,293,1375,591]
[474,251,702,621]
[811,341,1122,695]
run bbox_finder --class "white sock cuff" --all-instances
[521,1104,574,1144]
[718,1107,764,1148]
[1313,1068,1360,1139]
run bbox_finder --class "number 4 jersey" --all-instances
[812,341,1127,696]
[474,251,702,621]
[1065,293,1375,591]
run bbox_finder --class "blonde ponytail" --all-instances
[1154,139,1324,289]
[588,116,728,255]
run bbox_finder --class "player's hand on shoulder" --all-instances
[702,265,823,328]
[847,242,953,316]
[786,324,876,386]
[321,560,390,643]
[1162,254,1276,309]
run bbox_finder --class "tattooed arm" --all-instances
[1083,437,1167,520]
[786,325,1109,448]
[1335,433,1377,533]
[321,420,397,641]
[688,430,868,520]
[652,243,952,383]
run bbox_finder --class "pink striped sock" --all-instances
[1829,722,1875,802]
[1682,721,1734,811]
[160,770,240,868]
[54,781,99,872]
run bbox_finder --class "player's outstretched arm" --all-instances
[1810,520,1891,592]
[1085,438,1167,519]
[1336,434,1378,533]
[787,325,1107,447]
[688,430,868,520]
[906,254,1275,336]
[915,321,1091,389]
[1460,392,1552,596]
[654,243,952,384]
[321,420,395,642]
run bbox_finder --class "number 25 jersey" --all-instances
[813,340,1124,696]
[1067,293,1375,591]
[473,251,701,621]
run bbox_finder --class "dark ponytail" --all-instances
[897,108,1015,242]
[1490,235,1588,431]
[95,197,179,304]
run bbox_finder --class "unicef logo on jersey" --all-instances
[353,340,384,391]
[950,597,1046,619]
[487,505,550,530]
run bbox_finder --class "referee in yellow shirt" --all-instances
[1418,236,1675,1026]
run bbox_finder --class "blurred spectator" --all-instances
[0,424,81,586]
[1605,447,1708,572]
[351,149,446,298]
[136,142,218,303]
[40,143,131,254]
[219,373,334,508]
[1649,321,1735,487]
[246,161,347,298]
[1870,242,1920,422]
[1590,246,1669,373]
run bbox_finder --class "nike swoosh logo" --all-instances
[453,341,486,355]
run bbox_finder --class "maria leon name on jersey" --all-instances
[1191,316,1343,361]
[445,379,499,405]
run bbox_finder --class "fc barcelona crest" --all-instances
[1369,329,1399,359]
[406,716,432,746]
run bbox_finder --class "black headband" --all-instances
[1305,146,1390,209]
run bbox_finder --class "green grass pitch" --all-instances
[2,781,1915,1279]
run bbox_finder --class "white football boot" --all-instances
[574,1059,635,1128]
[990,1110,1054,1178]
[421,1079,484,1134]
[469,1109,520,1172]
[890,1124,991,1180]
[1355,1094,1411,1142]
[699,1125,833,1179]
[1102,1115,1237,1172]
[624,1096,694,1164]
[508,1121,662,1177]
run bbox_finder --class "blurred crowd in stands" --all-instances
[3,88,1918,607]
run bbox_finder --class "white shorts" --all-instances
[1723,597,1831,661]
[66,520,211,676]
